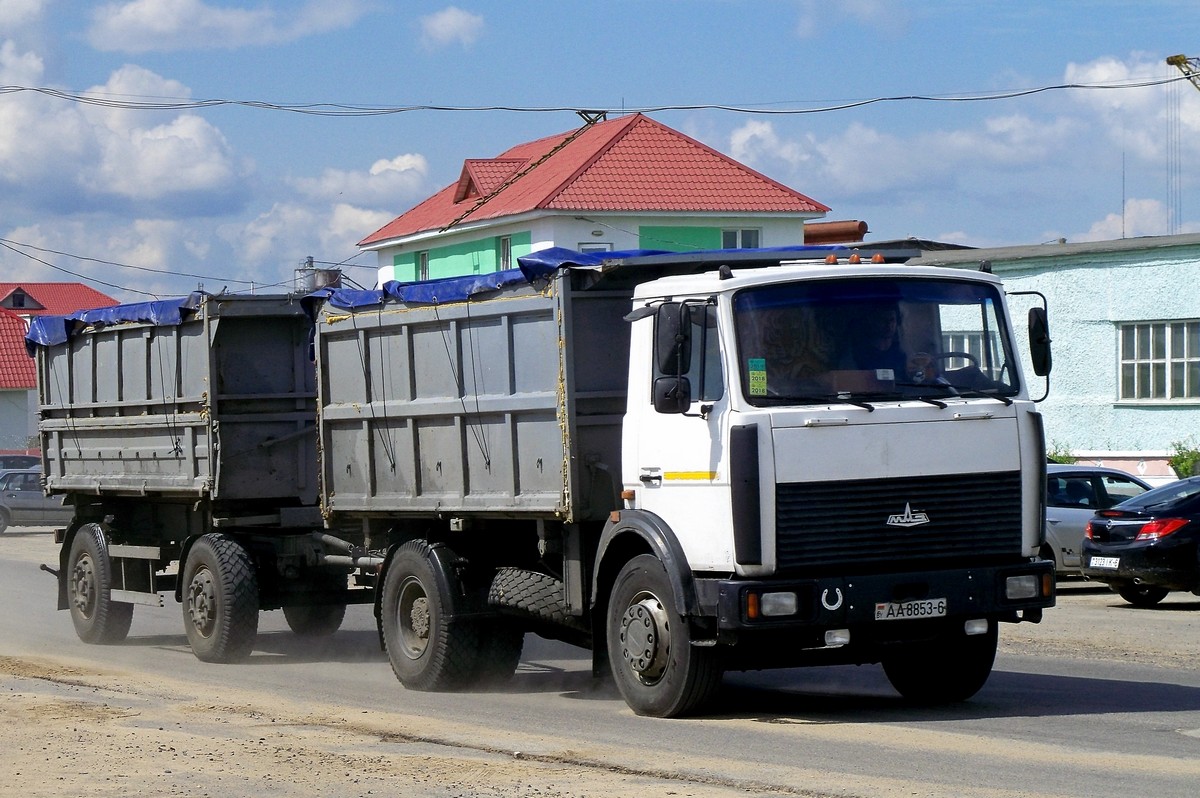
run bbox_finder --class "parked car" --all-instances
[0,454,39,470]
[1081,476,1200,606]
[1043,463,1151,576]
[0,468,73,533]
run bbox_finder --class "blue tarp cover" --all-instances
[304,246,848,315]
[25,293,204,353]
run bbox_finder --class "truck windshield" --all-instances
[733,277,1019,406]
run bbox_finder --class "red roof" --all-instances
[0,310,34,389]
[0,284,117,390]
[0,282,118,316]
[360,113,829,247]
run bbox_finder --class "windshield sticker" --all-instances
[748,357,767,395]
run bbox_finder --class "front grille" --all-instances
[775,471,1023,574]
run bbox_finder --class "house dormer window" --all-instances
[2,288,43,311]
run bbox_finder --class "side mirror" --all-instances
[1028,307,1052,377]
[655,302,691,375]
[653,375,692,414]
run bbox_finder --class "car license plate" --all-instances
[875,597,947,621]
[1089,556,1120,569]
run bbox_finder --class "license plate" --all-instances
[1089,556,1120,570]
[875,597,947,621]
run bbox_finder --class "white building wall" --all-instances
[916,235,1200,483]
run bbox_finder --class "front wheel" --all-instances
[883,622,998,703]
[380,540,480,691]
[181,533,260,663]
[606,555,722,718]
[67,524,134,644]
[1116,584,1170,607]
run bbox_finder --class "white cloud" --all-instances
[420,6,483,50]
[0,59,244,212]
[1074,198,1171,242]
[289,153,429,206]
[88,0,375,53]
[0,0,46,31]
[795,0,907,39]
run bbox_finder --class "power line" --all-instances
[0,73,1190,118]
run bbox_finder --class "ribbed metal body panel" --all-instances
[775,471,1023,573]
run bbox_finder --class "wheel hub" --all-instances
[70,553,97,618]
[187,566,218,638]
[396,577,431,660]
[619,595,671,683]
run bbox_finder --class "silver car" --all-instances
[0,468,73,533]
[1044,463,1151,576]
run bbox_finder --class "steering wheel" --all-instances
[929,351,980,368]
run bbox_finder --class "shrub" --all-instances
[1168,437,1200,478]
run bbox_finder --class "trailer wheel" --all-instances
[283,603,347,636]
[67,524,134,644]
[882,622,998,704]
[380,540,479,691]
[606,555,723,718]
[182,533,259,663]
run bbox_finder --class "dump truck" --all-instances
[30,246,1055,717]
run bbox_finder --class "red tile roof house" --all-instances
[358,113,837,285]
[0,284,117,452]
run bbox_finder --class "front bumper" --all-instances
[701,560,1055,635]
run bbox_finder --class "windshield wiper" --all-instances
[766,393,876,411]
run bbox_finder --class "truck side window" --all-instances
[652,303,724,404]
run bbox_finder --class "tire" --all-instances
[605,554,723,718]
[283,603,347,636]
[181,533,260,663]
[66,524,134,644]
[471,620,525,686]
[883,622,998,704]
[1117,584,1170,607]
[380,540,480,691]
[488,567,590,644]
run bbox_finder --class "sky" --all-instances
[2,0,1200,303]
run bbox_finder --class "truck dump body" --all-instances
[32,294,317,506]
[312,267,633,522]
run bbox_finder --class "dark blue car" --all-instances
[1081,477,1200,606]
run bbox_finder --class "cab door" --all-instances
[627,301,735,571]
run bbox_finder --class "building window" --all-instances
[417,251,429,281]
[499,236,511,271]
[578,243,611,253]
[1119,320,1200,400]
[722,228,761,249]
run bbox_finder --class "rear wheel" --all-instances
[883,622,998,704]
[380,540,479,691]
[67,524,134,644]
[1116,584,1170,607]
[606,554,723,718]
[283,603,347,636]
[471,620,525,686]
[182,533,259,663]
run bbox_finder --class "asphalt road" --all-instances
[3,527,1200,798]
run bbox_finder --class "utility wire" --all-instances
[0,73,1190,117]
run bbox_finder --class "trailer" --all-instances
[30,293,378,661]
